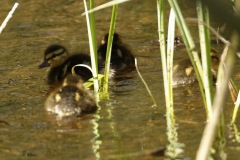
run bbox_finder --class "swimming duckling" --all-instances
[172,48,220,86]
[39,45,93,84]
[97,33,135,71]
[45,74,97,117]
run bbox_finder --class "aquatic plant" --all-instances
[0,2,18,34]
[157,0,239,159]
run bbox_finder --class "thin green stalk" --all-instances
[83,0,99,93]
[157,0,169,107]
[0,3,18,34]
[157,1,183,158]
[103,5,118,95]
[135,58,157,106]
[196,0,213,118]
[166,9,184,159]
[196,34,237,160]
[231,90,240,124]
[166,8,175,112]
[81,0,130,15]
[167,0,208,114]
[89,0,98,74]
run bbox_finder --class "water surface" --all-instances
[0,0,239,159]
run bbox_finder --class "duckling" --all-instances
[45,74,97,117]
[166,37,183,47]
[172,48,220,86]
[97,33,135,71]
[39,45,93,85]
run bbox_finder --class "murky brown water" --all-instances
[0,0,240,159]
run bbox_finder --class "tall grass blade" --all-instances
[135,58,157,106]
[103,5,118,95]
[196,34,238,160]
[156,0,168,105]
[196,0,213,118]
[166,8,175,110]
[167,0,208,116]
[231,90,240,124]
[81,0,130,15]
[0,3,18,34]
[83,0,99,93]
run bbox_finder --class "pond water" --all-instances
[0,0,240,159]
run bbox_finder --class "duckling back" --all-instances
[98,33,135,71]
[172,48,220,87]
[45,75,97,117]
[46,54,92,84]
[39,45,93,85]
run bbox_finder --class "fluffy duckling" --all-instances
[172,48,220,86]
[39,45,93,84]
[45,75,97,117]
[97,33,135,71]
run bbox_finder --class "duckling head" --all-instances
[45,74,97,117]
[209,48,221,78]
[101,33,122,45]
[98,33,135,70]
[39,45,68,68]
[63,74,84,89]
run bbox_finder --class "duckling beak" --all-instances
[39,60,50,68]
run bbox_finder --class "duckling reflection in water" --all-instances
[173,48,220,87]
[45,75,97,117]
[39,45,93,85]
[98,33,135,72]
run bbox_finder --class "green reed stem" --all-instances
[231,90,240,124]
[167,0,207,115]
[89,0,98,73]
[196,0,213,118]
[157,1,183,158]
[83,0,99,93]
[103,5,118,95]
[196,34,237,160]
[135,58,157,106]
[157,0,169,107]
[166,8,175,112]
[0,3,18,34]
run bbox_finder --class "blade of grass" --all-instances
[83,0,99,93]
[135,58,157,106]
[157,0,168,106]
[196,34,238,160]
[231,90,240,124]
[0,3,18,34]
[196,0,213,118]
[81,0,130,15]
[167,0,209,117]
[102,5,118,95]
[166,8,175,111]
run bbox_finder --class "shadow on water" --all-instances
[0,0,240,159]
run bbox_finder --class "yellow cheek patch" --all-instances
[75,92,81,102]
[185,66,193,76]
[55,94,61,102]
